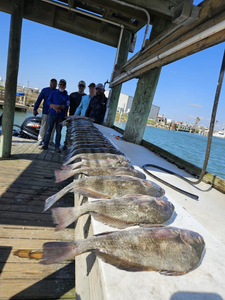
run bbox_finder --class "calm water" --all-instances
[114,121,225,180]
[1,108,224,180]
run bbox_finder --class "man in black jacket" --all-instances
[85,83,107,125]
[69,80,86,115]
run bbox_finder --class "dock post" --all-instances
[0,0,24,158]
[123,18,171,144]
[104,29,132,127]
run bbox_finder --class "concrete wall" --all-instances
[105,90,160,118]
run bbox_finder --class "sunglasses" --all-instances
[79,85,85,87]
[59,83,65,86]
[96,88,103,91]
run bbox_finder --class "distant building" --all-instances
[105,90,160,120]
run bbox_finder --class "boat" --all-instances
[213,130,225,138]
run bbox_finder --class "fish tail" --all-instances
[62,161,82,170]
[43,181,76,212]
[40,241,83,264]
[52,206,82,230]
[55,169,77,183]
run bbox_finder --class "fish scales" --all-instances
[44,175,165,212]
[55,167,145,183]
[52,195,174,230]
[63,153,129,166]
[41,226,205,275]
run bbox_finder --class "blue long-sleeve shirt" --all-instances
[33,87,55,114]
[47,89,70,117]
[74,94,92,116]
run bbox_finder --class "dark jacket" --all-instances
[47,89,70,117]
[85,94,107,125]
[69,92,86,115]
[34,87,54,114]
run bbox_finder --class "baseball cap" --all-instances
[96,83,104,90]
[59,79,66,85]
[88,82,96,87]
[78,80,86,87]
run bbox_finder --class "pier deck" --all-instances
[0,137,75,299]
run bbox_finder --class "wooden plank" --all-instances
[0,237,72,249]
[0,225,74,240]
[0,262,75,279]
[0,279,75,299]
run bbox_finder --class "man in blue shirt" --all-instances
[74,82,96,116]
[33,78,57,145]
[40,79,70,153]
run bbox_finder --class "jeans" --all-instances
[43,114,64,148]
[38,114,55,143]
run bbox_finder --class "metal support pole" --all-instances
[104,29,132,128]
[0,0,24,158]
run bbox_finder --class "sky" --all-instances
[0,0,224,129]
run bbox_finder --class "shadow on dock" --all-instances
[0,137,75,299]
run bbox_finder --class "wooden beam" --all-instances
[68,0,150,24]
[0,0,24,158]
[110,0,225,86]
[0,0,122,48]
[104,29,132,128]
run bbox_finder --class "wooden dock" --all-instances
[0,137,75,299]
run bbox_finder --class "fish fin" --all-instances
[73,188,111,199]
[159,270,188,276]
[122,194,146,198]
[90,212,132,229]
[139,224,166,228]
[52,207,80,231]
[40,241,77,264]
[94,250,155,272]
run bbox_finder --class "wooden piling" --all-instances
[104,29,132,128]
[123,17,171,144]
[0,0,24,158]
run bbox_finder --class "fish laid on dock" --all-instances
[52,195,174,230]
[64,148,124,161]
[61,159,132,171]
[63,153,130,166]
[40,226,205,276]
[43,175,165,212]
[55,166,146,182]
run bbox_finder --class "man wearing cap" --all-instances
[74,83,96,116]
[40,79,70,153]
[69,80,86,115]
[85,83,107,125]
[33,78,57,145]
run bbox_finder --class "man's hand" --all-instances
[33,110,38,116]
[50,104,64,113]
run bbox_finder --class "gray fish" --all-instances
[61,159,132,171]
[55,167,146,182]
[64,148,124,161]
[68,143,113,152]
[43,175,165,212]
[52,195,174,230]
[63,153,130,166]
[40,226,205,275]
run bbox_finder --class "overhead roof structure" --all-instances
[0,0,193,49]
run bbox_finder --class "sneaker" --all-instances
[39,145,48,150]
[49,142,55,147]
[55,147,61,153]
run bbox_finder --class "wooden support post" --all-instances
[104,29,132,128]
[123,18,171,144]
[0,0,24,158]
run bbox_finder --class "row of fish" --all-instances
[41,116,205,276]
